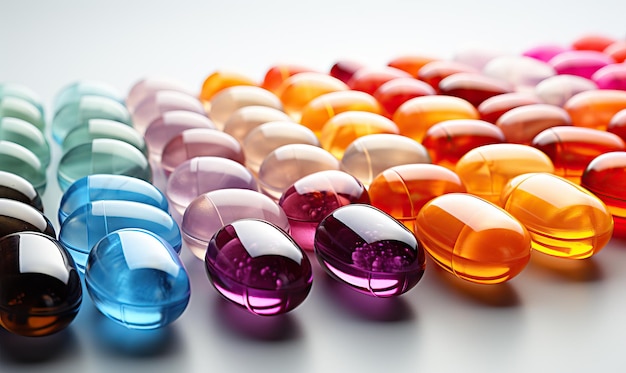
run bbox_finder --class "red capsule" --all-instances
[438,73,513,107]
[330,60,365,84]
[608,109,626,142]
[572,34,617,52]
[261,64,315,94]
[373,78,436,117]
[348,67,412,95]
[496,104,572,144]
[604,41,626,63]
[417,60,478,92]
[478,92,542,124]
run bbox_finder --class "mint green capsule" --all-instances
[0,96,45,133]
[0,141,46,194]
[52,96,131,144]
[57,139,151,192]
[62,118,147,156]
[0,83,44,116]
[0,117,51,167]
[54,81,123,115]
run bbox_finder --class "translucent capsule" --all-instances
[54,80,123,114]
[482,55,556,90]
[340,133,431,187]
[206,219,312,315]
[532,126,625,184]
[243,121,320,175]
[279,72,349,120]
[0,171,42,212]
[278,170,370,251]
[58,174,168,225]
[0,117,50,167]
[166,156,258,219]
[347,67,412,95]
[200,70,257,105]
[126,77,195,114]
[522,44,569,63]
[0,141,46,194]
[572,34,616,52]
[258,144,340,199]
[417,60,478,92]
[62,118,147,156]
[315,204,425,297]
[564,89,626,130]
[438,72,513,107]
[0,232,82,336]
[182,189,289,260]
[548,50,615,79]
[222,105,292,142]
[604,41,626,63]
[0,96,45,133]
[57,138,151,192]
[0,198,55,238]
[414,193,531,284]
[387,55,438,77]
[160,128,244,177]
[0,83,44,116]
[320,111,400,159]
[369,164,466,233]
[608,109,626,141]
[209,86,282,130]
[59,200,182,271]
[373,78,435,117]
[592,63,626,90]
[261,64,314,94]
[477,92,542,124]
[453,46,505,70]
[85,229,190,329]
[299,90,382,136]
[329,60,365,84]
[496,104,572,144]
[455,143,555,204]
[393,95,479,142]
[501,173,613,259]
[51,95,131,144]
[581,151,626,235]
[132,90,205,135]
[534,74,598,107]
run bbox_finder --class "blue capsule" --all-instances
[59,200,181,271]
[53,80,123,115]
[85,228,190,329]
[58,174,168,225]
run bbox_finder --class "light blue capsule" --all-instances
[0,96,45,133]
[62,118,148,156]
[0,141,46,194]
[59,200,181,271]
[0,117,51,167]
[54,81,123,115]
[58,174,168,225]
[0,83,44,116]
[85,228,190,329]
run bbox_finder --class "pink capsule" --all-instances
[132,90,205,135]
[496,104,572,144]
[549,50,615,79]
[522,44,569,63]
[592,63,626,90]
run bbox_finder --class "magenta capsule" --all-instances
[522,44,569,63]
[438,72,513,107]
[132,90,206,135]
[592,63,626,90]
[477,92,542,124]
[548,50,615,79]
[496,104,572,144]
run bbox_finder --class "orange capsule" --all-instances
[417,60,478,92]
[369,164,466,233]
[199,70,257,108]
[373,78,435,117]
[455,143,555,204]
[261,64,315,94]
[320,111,399,159]
[388,55,438,77]
[478,92,542,124]
[422,119,505,170]
[279,72,349,121]
[501,173,613,259]
[496,104,572,144]
[564,89,626,130]
[438,72,513,107]
[604,40,626,63]
[347,67,411,95]
[572,34,617,52]
[393,95,479,142]
[299,90,381,137]
[531,126,625,184]
[415,193,531,284]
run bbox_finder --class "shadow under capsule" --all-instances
[0,325,78,364]
[527,251,604,283]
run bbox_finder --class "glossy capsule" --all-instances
[0,141,46,194]
[278,170,370,251]
[482,55,556,90]
[0,232,82,337]
[604,41,626,63]
[85,229,190,329]
[0,83,44,116]
[279,72,349,120]
[62,118,147,156]
[132,90,206,135]
[315,204,425,297]
[531,126,625,184]
[206,219,312,315]
[126,76,195,114]
[522,44,569,63]
[534,74,597,107]
[581,152,626,235]
[373,78,435,117]
[261,64,314,94]
[608,108,626,141]
[496,104,572,144]
[388,55,438,77]
[414,193,531,284]
[59,200,182,271]
[347,67,412,95]
[572,34,616,52]
[477,92,542,124]
[58,174,168,225]
[501,173,613,259]
[0,171,43,212]
[453,46,505,70]
[564,89,626,130]
[549,50,615,79]
[0,198,55,239]
[417,60,478,92]
[592,63,626,90]
[199,70,257,105]
[222,105,292,142]
[329,60,365,84]
[455,143,555,204]
[209,86,283,130]
[0,96,45,133]
[54,81,123,114]
[438,72,513,107]
[0,117,50,167]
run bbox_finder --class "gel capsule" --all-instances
[414,193,531,284]
[0,171,43,212]
[132,90,205,135]
[549,50,615,79]
[182,189,289,260]
[0,117,50,167]
[0,232,82,337]
[565,89,626,130]
[501,173,613,259]
[209,86,283,130]
[581,151,626,235]
[608,109,626,141]
[261,64,314,94]
[388,55,438,77]
[592,63,626,90]
[417,60,478,92]
[62,118,147,156]
[206,219,312,315]
[329,60,364,84]
[531,126,625,183]
[438,72,513,107]
[340,133,431,187]
[279,72,349,120]
[373,77,435,117]
[477,92,542,124]
[368,164,466,233]
[0,96,45,134]
[85,228,190,329]
[278,170,370,251]
[222,105,292,142]
[522,44,569,63]
[58,174,168,225]
[57,139,152,192]
[455,143,555,204]
[534,74,598,107]
[482,55,556,90]
[0,141,46,194]
[572,34,616,52]
[0,83,44,116]
[315,204,425,297]
[127,77,195,114]
[604,40,626,63]
[496,104,572,144]
[59,200,182,271]
[200,70,257,105]
[346,67,411,95]
[54,81,123,114]
[0,198,55,239]
[453,46,505,70]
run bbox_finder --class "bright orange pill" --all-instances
[417,60,479,92]
[415,193,531,284]
[572,34,617,52]
[501,173,613,259]
[455,143,555,204]
[438,72,513,107]
[279,72,349,121]
[347,67,412,95]
[261,64,315,94]
[496,104,572,144]
[199,70,257,108]
[388,55,438,77]
[477,92,542,124]
[604,41,626,63]
[392,95,479,142]
[564,89,626,130]
[373,78,435,117]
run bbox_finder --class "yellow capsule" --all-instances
[279,72,349,121]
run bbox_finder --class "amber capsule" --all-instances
[417,60,478,93]
[329,60,365,84]
[422,119,505,170]
[532,126,625,184]
[534,74,598,107]
[279,72,349,121]
[501,173,613,259]
[477,92,542,124]
[369,164,466,233]
[564,89,626,130]
[608,109,626,141]
[604,41,626,63]
[415,193,531,284]
[347,67,411,95]
[572,34,617,52]
[199,70,257,108]
[208,86,283,130]
[261,64,315,94]
[373,78,435,117]
[438,72,513,107]
[388,55,438,77]
[455,143,555,204]
[496,104,572,144]
[581,151,626,235]
[320,111,399,159]
[393,95,479,142]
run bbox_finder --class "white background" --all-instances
[1,1,626,372]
